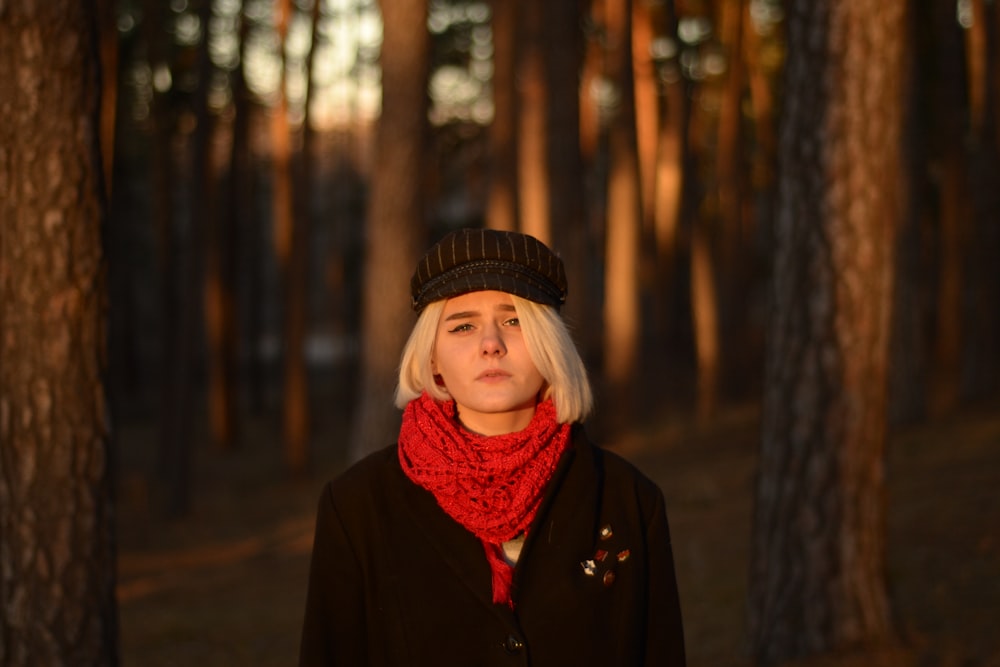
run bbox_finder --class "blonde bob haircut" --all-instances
[394,294,593,424]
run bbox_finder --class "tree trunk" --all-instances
[282,0,324,474]
[924,0,971,416]
[96,0,118,200]
[0,2,119,663]
[749,1,906,663]
[149,0,197,518]
[543,0,595,366]
[649,0,689,392]
[348,0,428,461]
[195,0,240,454]
[632,0,658,234]
[889,2,929,427]
[486,0,519,233]
[689,222,720,423]
[516,0,550,243]
[963,0,1000,400]
[271,0,310,471]
[602,0,644,432]
[221,0,253,430]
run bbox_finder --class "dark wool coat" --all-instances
[299,426,686,666]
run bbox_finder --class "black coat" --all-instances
[299,426,686,666]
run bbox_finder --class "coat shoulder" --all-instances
[323,444,400,505]
[576,429,664,501]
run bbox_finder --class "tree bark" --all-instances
[96,0,118,200]
[348,0,428,461]
[485,0,519,233]
[516,0,550,243]
[924,0,971,416]
[271,0,310,471]
[0,1,119,663]
[749,1,906,663]
[282,0,324,474]
[542,0,595,366]
[963,0,1000,400]
[602,0,644,432]
[648,0,689,390]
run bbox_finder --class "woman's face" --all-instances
[432,290,545,436]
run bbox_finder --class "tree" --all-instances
[147,0,198,518]
[542,0,594,366]
[601,0,644,432]
[0,1,119,663]
[516,0,549,243]
[485,0,519,233]
[748,1,908,663]
[348,0,429,461]
[271,0,311,472]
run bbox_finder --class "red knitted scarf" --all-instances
[398,391,571,607]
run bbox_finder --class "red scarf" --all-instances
[398,392,571,607]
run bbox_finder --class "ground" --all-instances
[116,395,1000,666]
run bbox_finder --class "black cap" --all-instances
[410,228,567,312]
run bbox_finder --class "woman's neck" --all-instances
[456,405,536,436]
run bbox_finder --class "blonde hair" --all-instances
[395,295,593,424]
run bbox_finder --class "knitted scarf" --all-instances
[398,391,572,608]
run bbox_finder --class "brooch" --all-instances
[580,523,631,587]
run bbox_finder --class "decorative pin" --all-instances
[603,570,616,586]
[594,549,608,562]
[617,549,631,563]
[581,559,596,576]
[599,524,613,540]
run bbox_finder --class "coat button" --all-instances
[504,634,524,653]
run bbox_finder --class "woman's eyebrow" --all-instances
[443,310,480,321]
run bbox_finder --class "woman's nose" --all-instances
[480,326,506,356]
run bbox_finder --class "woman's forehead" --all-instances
[441,290,517,314]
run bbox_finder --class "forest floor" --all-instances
[115,393,1000,667]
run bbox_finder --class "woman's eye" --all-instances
[504,318,520,327]
[448,323,474,333]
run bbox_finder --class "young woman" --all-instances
[299,228,686,666]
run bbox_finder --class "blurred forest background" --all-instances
[2,0,999,665]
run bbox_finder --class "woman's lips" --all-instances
[476,369,511,381]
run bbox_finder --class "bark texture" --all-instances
[749,0,906,663]
[348,0,429,461]
[0,1,118,664]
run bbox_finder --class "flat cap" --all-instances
[411,228,567,312]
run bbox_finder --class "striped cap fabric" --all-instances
[411,228,567,312]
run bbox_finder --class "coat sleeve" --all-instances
[644,488,687,666]
[298,482,368,666]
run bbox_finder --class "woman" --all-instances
[299,228,686,666]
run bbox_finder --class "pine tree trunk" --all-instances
[542,0,594,366]
[963,0,1000,400]
[516,0,550,243]
[283,0,324,474]
[271,0,310,471]
[486,0,519,233]
[924,0,971,416]
[602,0,643,432]
[0,2,119,663]
[749,1,906,663]
[348,0,428,461]
[649,0,689,389]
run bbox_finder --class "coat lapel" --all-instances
[515,426,602,594]
[391,458,509,616]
